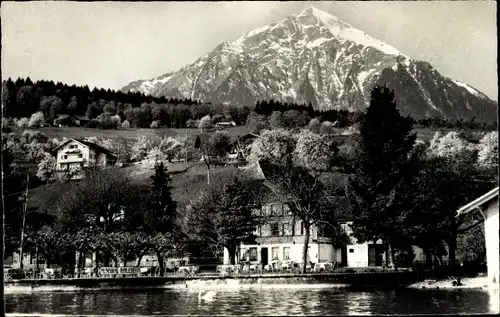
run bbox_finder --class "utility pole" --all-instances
[185,129,188,164]
[19,173,29,272]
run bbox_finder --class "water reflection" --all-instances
[345,292,372,315]
[5,287,497,315]
[488,289,499,314]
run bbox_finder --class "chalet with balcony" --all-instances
[52,138,117,179]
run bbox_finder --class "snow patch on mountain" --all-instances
[305,6,405,57]
[453,80,483,98]
[306,37,332,48]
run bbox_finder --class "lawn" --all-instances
[10,124,484,143]
[11,126,251,141]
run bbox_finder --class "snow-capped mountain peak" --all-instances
[121,6,497,122]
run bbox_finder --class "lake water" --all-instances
[5,287,499,315]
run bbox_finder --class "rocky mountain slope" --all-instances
[122,6,497,122]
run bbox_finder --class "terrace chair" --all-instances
[332,262,338,271]
[275,261,283,274]
[282,261,292,273]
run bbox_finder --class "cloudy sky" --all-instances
[2,1,497,100]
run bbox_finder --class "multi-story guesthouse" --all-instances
[52,138,117,179]
[222,162,336,266]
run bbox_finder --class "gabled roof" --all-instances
[238,133,260,142]
[457,187,499,215]
[52,138,117,157]
[74,115,90,121]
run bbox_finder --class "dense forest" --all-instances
[2,77,496,131]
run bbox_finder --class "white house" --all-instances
[52,138,117,179]
[457,187,499,288]
[223,201,336,266]
[338,221,449,268]
[215,121,236,129]
[338,221,385,268]
[222,162,336,266]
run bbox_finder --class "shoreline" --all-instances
[5,272,497,293]
[4,271,415,293]
[407,276,495,290]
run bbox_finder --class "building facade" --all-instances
[223,202,336,266]
[458,187,499,287]
[338,221,449,268]
[52,138,117,179]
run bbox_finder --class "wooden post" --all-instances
[19,173,29,272]
[185,129,188,163]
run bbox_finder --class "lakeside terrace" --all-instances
[4,261,414,281]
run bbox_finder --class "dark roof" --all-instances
[239,133,260,142]
[74,139,117,157]
[51,138,117,157]
[247,160,353,220]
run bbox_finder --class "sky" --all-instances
[1,1,497,100]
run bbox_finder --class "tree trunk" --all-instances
[425,249,432,269]
[390,245,398,271]
[95,250,100,277]
[302,221,311,274]
[384,243,390,267]
[228,245,237,265]
[77,250,83,278]
[447,237,457,269]
[35,247,40,272]
[136,254,144,267]
[206,165,211,185]
[156,251,164,277]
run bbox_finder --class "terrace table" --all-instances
[178,265,199,277]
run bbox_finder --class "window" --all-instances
[349,248,354,253]
[80,163,84,168]
[271,223,280,236]
[340,223,351,235]
[283,205,291,215]
[272,247,279,260]
[283,247,290,260]
[78,154,83,158]
[249,248,258,261]
[69,145,77,149]
[281,223,292,236]
[62,155,68,159]
[253,225,261,237]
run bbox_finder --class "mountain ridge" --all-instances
[121,6,497,122]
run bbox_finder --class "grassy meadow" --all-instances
[13,126,251,141]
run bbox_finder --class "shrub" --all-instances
[121,120,131,129]
[186,119,198,128]
[29,112,45,127]
[150,120,160,129]
[110,114,122,126]
[307,118,321,134]
[198,115,213,129]
[319,121,334,135]
[84,119,100,129]
[15,117,30,128]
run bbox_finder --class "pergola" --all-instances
[457,187,499,288]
